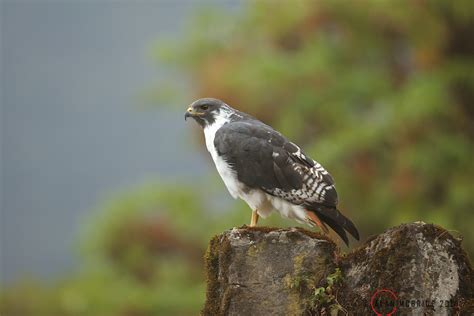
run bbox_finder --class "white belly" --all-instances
[210,156,308,224]
[238,189,308,223]
[213,154,243,199]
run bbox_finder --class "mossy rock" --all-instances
[339,222,474,315]
[202,222,473,315]
[202,226,337,315]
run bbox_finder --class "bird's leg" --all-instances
[250,210,260,227]
[306,211,330,234]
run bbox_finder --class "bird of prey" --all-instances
[185,98,359,245]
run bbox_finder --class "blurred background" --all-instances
[1,1,473,315]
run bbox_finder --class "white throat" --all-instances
[203,108,232,158]
[202,108,244,199]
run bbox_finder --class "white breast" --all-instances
[203,114,243,199]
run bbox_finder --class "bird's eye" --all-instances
[200,105,209,110]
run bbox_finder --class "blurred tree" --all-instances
[0,182,290,315]
[159,0,474,256]
[1,184,208,316]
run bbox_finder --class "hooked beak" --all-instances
[184,106,201,121]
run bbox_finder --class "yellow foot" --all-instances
[306,210,330,234]
[250,210,260,227]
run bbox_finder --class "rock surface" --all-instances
[202,222,474,315]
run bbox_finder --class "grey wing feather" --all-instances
[214,121,338,207]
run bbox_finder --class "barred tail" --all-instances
[308,205,359,246]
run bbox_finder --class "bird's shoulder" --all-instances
[214,119,324,173]
[214,117,335,188]
[214,119,289,154]
[215,119,280,139]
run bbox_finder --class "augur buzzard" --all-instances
[185,98,359,245]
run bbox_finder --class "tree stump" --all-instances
[202,222,473,315]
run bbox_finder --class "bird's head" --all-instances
[184,98,230,128]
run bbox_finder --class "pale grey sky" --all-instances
[0,0,240,284]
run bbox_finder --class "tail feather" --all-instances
[308,205,360,245]
[317,212,350,246]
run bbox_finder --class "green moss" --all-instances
[201,233,234,316]
[338,223,474,314]
[218,236,234,316]
[203,227,337,315]
[309,268,345,313]
[246,240,265,257]
[287,266,346,314]
[204,223,473,315]
[201,235,221,316]
[284,273,305,315]
[286,245,344,314]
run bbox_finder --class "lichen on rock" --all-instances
[202,226,337,315]
[202,223,474,315]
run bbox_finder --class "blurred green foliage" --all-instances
[0,182,290,315]
[161,0,474,251]
[1,184,206,316]
[2,1,473,315]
